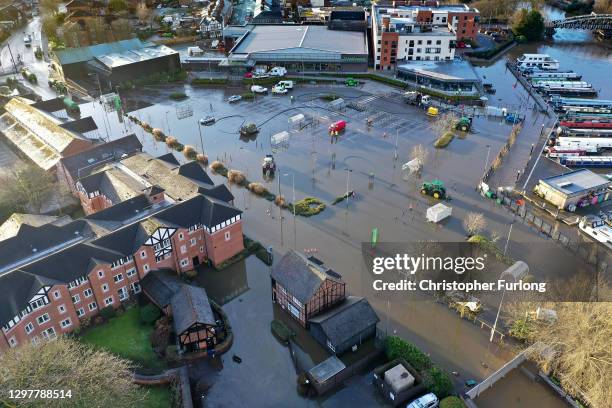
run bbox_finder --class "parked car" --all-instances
[253,72,269,79]
[228,95,242,103]
[272,85,287,95]
[24,34,32,47]
[244,72,253,78]
[269,67,287,77]
[406,393,439,408]
[329,120,346,134]
[251,85,268,94]
[199,116,215,126]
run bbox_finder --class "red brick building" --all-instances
[271,250,346,327]
[0,193,244,353]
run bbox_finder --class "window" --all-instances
[190,238,196,246]
[417,40,422,45]
[88,302,97,311]
[436,40,441,45]
[104,297,114,306]
[58,304,66,314]
[41,327,56,339]
[98,270,104,278]
[427,40,432,45]
[118,287,128,301]
[102,283,109,292]
[224,231,231,241]
[126,268,136,278]
[9,337,17,347]
[280,286,286,295]
[76,308,85,317]
[84,288,93,298]
[179,233,184,240]
[130,282,141,294]
[180,259,189,267]
[113,273,124,283]
[326,339,336,352]
[140,251,147,259]
[25,322,34,334]
[60,318,71,329]
[143,264,149,272]
[30,298,46,310]
[292,296,303,308]
[180,245,187,254]
[287,303,300,319]
[53,290,61,300]
[37,314,50,325]
[71,294,80,304]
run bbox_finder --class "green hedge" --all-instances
[99,306,117,320]
[169,92,187,100]
[192,77,228,86]
[385,336,432,372]
[290,197,326,217]
[425,367,454,399]
[271,320,294,344]
[434,132,455,148]
[440,396,465,408]
[139,304,161,325]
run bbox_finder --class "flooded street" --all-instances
[70,8,611,404]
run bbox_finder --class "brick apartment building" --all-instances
[372,3,479,70]
[0,192,244,353]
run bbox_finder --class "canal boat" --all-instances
[527,71,582,80]
[557,127,612,137]
[516,54,560,70]
[578,216,612,249]
[560,156,612,168]
[558,119,612,129]
[555,137,612,152]
[545,147,587,158]
[533,81,592,89]
[550,97,612,112]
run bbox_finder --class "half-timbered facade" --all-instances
[271,251,346,327]
[0,192,243,353]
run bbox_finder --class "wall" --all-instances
[204,221,244,266]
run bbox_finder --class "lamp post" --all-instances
[165,111,171,134]
[283,173,296,249]
[481,144,491,182]
[197,120,204,154]
[278,168,283,247]
[490,260,528,342]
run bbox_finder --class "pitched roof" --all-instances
[0,270,63,327]
[90,223,149,256]
[59,116,99,134]
[59,134,142,180]
[156,153,181,167]
[140,269,184,307]
[271,250,341,304]
[0,214,66,241]
[178,161,214,185]
[84,194,154,224]
[198,184,234,203]
[153,194,241,229]
[308,297,379,346]
[78,167,145,202]
[171,284,216,334]
[31,97,66,113]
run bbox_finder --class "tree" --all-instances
[424,367,454,399]
[410,144,428,167]
[462,212,487,237]
[0,337,147,407]
[594,0,612,13]
[109,0,128,12]
[41,14,58,38]
[136,1,154,27]
[86,17,109,44]
[429,112,456,137]
[0,165,55,214]
[525,302,612,408]
[39,0,61,14]
[512,9,545,41]
[111,18,133,41]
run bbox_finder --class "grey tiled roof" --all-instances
[308,297,379,346]
[271,250,340,304]
[171,284,215,334]
[140,269,184,308]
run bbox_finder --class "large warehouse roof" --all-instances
[54,39,155,65]
[232,25,367,55]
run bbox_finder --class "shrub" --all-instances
[183,269,198,279]
[440,396,465,408]
[139,304,162,325]
[210,161,227,176]
[196,153,208,165]
[434,132,454,148]
[292,197,325,217]
[192,78,228,86]
[99,306,117,320]
[227,169,246,185]
[152,128,166,141]
[165,136,178,148]
[183,145,197,160]
[169,92,187,100]
[248,182,267,195]
[241,93,255,100]
[271,320,294,344]
[425,367,454,399]
[385,336,432,372]
[274,195,288,208]
[320,94,338,101]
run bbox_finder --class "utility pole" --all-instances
[278,169,283,247]
[197,120,204,153]
[4,43,19,74]
[284,173,296,249]
[394,126,399,160]
[481,144,491,182]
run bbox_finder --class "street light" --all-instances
[481,144,491,182]
[490,260,528,342]
[196,120,204,154]
[165,111,171,134]
[283,173,296,249]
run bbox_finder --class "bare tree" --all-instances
[0,164,55,214]
[410,144,428,166]
[429,112,456,137]
[525,302,612,408]
[111,19,133,41]
[136,1,154,28]
[0,337,147,407]
[86,17,109,45]
[462,212,487,237]
[595,0,612,13]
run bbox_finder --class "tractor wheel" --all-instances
[461,125,467,132]
[421,189,427,195]
[433,192,441,199]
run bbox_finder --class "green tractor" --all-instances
[345,77,359,87]
[455,116,472,132]
[420,180,447,200]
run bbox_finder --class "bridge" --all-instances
[546,12,612,30]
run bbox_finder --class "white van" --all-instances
[269,67,287,77]
[277,80,294,90]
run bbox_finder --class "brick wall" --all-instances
[204,221,244,266]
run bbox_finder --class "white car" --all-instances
[277,80,294,90]
[272,85,287,95]
[578,215,612,249]
[251,85,268,94]
[269,67,287,77]
[228,95,242,103]
[407,393,439,408]
[199,116,215,126]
